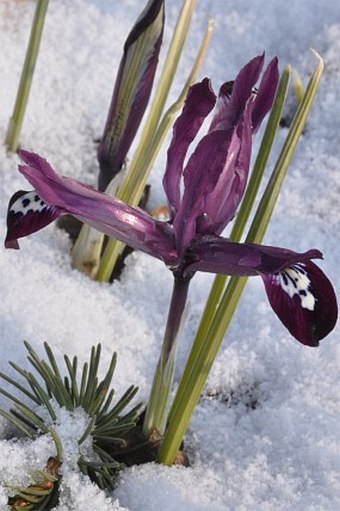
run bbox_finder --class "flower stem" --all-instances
[158,275,246,465]
[158,53,323,465]
[5,0,49,153]
[143,274,190,437]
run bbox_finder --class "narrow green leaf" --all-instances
[0,386,38,413]
[43,342,63,380]
[9,361,45,402]
[101,385,139,420]
[98,388,115,416]
[78,416,96,446]
[0,409,35,438]
[82,345,101,411]
[83,377,99,413]
[88,353,117,416]
[49,426,63,461]
[248,51,324,242]
[14,402,48,433]
[23,372,57,422]
[79,361,89,404]
[9,409,37,432]
[5,0,49,152]
[0,370,40,405]
[64,354,80,406]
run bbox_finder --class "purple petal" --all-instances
[198,103,253,234]
[263,261,338,346]
[173,130,234,254]
[184,236,323,277]
[5,190,61,249]
[251,57,279,133]
[183,236,337,345]
[163,79,216,220]
[173,102,253,252]
[97,0,164,191]
[208,55,278,137]
[209,54,265,133]
[171,56,278,247]
[13,151,177,265]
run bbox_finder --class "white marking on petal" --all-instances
[10,191,47,215]
[278,264,316,311]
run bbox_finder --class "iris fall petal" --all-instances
[263,261,338,346]
[5,190,61,249]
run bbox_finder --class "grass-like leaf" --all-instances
[5,0,49,153]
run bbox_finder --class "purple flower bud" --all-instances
[97,0,164,191]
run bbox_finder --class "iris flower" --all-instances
[5,54,337,352]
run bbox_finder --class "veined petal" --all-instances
[198,102,253,234]
[263,261,338,346]
[173,130,233,255]
[209,54,265,133]
[163,78,216,220]
[184,236,323,277]
[97,0,164,191]
[10,151,177,265]
[5,190,61,249]
[171,56,279,251]
[173,103,252,251]
[251,56,279,133]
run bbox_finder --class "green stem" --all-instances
[158,276,246,465]
[5,0,49,153]
[143,274,190,436]
[158,53,323,465]
[49,427,63,462]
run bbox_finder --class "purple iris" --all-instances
[5,55,337,347]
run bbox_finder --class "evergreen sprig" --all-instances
[0,342,142,490]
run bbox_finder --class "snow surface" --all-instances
[0,0,339,509]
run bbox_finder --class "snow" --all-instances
[0,0,339,509]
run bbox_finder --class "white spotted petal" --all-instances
[277,264,316,311]
[263,261,338,347]
[5,190,61,249]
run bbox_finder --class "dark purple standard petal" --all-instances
[172,130,234,255]
[5,190,61,249]
[198,103,253,235]
[209,54,265,133]
[171,55,279,252]
[163,79,216,220]
[251,56,279,133]
[7,151,177,265]
[263,261,338,347]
